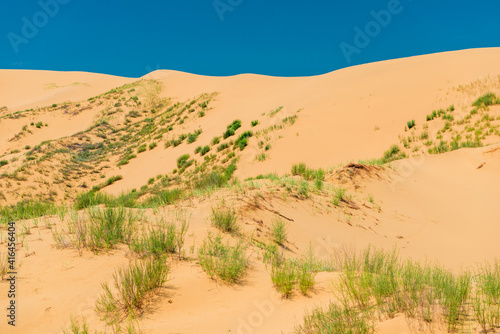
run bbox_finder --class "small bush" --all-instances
[177,154,192,169]
[271,216,287,246]
[223,119,242,139]
[200,145,210,156]
[87,207,128,251]
[381,145,406,164]
[295,303,374,334]
[251,120,259,127]
[271,260,297,298]
[95,257,169,324]
[130,225,176,257]
[473,92,499,108]
[235,131,253,150]
[407,119,415,129]
[0,160,8,167]
[198,233,247,283]
[237,138,248,150]
[211,204,239,233]
[187,132,200,144]
[332,187,346,206]
[149,142,157,150]
[137,144,147,154]
[217,143,229,152]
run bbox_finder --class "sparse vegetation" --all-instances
[406,119,415,129]
[271,216,287,246]
[223,119,242,139]
[198,233,247,283]
[210,203,239,233]
[95,257,169,324]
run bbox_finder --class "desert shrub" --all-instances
[473,92,499,108]
[0,200,59,225]
[93,175,123,191]
[271,260,297,298]
[75,191,112,210]
[406,119,415,129]
[295,303,374,334]
[142,189,183,208]
[137,144,147,154]
[251,120,259,127]
[200,145,210,156]
[198,233,247,283]
[95,257,169,324]
[130,224,176,257]
[211,136,220,145]
[237,138,248,150]
[176,154,193,171]
[235,131,253,151]
[187,132,199,144]
[291,163,325,181]
[223,119,242,139]
[87,207,129,251]
[0,160,8,167]
[381,145,406,164]
[332,187,346,206]
[211,204,239,233]
[217,143,229,152]
[149,142,157,150]
[271,216,287,246]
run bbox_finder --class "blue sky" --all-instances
[1,0,499,78]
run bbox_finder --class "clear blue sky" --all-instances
[1,0,499,78]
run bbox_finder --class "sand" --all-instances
[1,48,500,334]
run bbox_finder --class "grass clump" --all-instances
[406,119,416,129]
[380,145,406,164]
[271,216,287,246]
[87,207,131,252]
[197,233,247,283]
[291,163,325,181]
[223,119,242,139]
[200,145,210,156]
[0,200,60,226]
[217,142,229,152]
[332,187,346,206]
[141,188,184,208]
[95,257,169,324]
[176,154,194,172]
[251,120,259,127]
[473,92,500,108]
[271,260,297,298]
[295,303,374,334]
[137,144,147,154]
[234,131,253,151]
[210,203,239,233]
[130,221,188,258]
[91,175,123,192]
[0,160,8,167]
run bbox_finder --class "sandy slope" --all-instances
[110,47,500,191]
[0,70,135,112]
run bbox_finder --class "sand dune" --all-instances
[0,70,135,112]
[1,48,500,334]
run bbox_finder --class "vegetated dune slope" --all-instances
[132,47,500,186]
[1,48,500,334]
